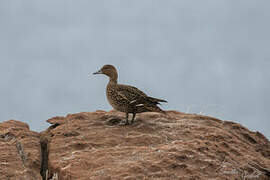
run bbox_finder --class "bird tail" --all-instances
[148,97,168,104]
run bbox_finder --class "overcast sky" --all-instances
[0,0,269,138]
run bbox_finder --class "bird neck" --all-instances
[108,72,118,84]
[109,78,117,85]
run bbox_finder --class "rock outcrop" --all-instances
[0,120,42,180]
[1,110,270,180]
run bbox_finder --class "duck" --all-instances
[93,65,167,125]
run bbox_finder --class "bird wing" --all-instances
[116,84,167,107]
[116,84,148,105]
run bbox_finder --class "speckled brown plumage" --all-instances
[93,64,167,124]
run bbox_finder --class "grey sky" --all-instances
[0,1,269,138]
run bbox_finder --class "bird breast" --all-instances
[106,85,128,112]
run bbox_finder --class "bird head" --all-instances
[93,64,118,82]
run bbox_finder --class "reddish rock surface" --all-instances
[1,110,270,180]
[0,120,42,180]
[44,110,270,180]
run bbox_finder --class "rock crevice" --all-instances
[40,136,49,180]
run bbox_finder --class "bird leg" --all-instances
[131,113,136,124]
[125,112,129,125]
